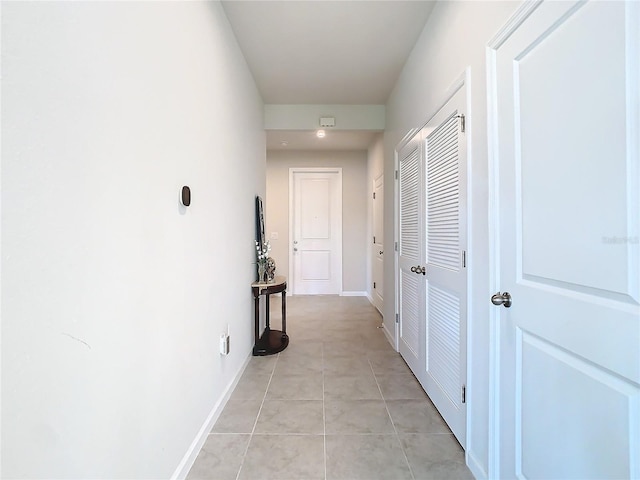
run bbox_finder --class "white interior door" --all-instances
[397,133,426,381]
[290,168,342,295]
[491,1,640,477]
[372,174,384,313]
[422,88,467,447]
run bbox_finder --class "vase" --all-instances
[257,263,266,283]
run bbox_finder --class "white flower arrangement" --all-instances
[255,240,271,265]
[255,240,272,282]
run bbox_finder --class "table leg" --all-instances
[281,289,286,334]
[253,292,259,349]
[265,292,270,330]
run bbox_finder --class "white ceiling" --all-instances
[221,1,436,150]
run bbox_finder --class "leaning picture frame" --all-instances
[255,195,266,251]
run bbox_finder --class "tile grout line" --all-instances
[190,298,466,479]
[369,357,417,480]
[322,341,327,480]
[234,354,279,480]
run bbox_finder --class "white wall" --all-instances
[265,104,385,130]
[266,150,368,294]
[384,2,519,478]
[1,2,264,478]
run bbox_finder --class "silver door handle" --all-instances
[410,266,417,273]
[491,292,512,308]
[379,250,384,255]
[415,266,425,275]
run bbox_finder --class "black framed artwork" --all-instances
[255,195,266,250]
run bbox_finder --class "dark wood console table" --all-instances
[251,275,288,356]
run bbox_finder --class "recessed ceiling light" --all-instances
[317,130,326,138]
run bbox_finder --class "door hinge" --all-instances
[373,282,376,289]
[373,192,376,199]
[394,242,398,252]
[395,170,398,180]
[373,236,376,244]
[395,313,399,324]
[462,385,466,404]
[457,114,466,133]
[462,250,466,268]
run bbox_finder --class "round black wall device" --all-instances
[181,186,191,206]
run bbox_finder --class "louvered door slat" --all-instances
[401,273,420,356]
[400,146,421,259]
[427,114,460,272]
[428,284,461,407]
[398,133,425,385]
[420,88,467,447]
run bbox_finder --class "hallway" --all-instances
[187,296,472,480]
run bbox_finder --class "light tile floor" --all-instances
[187,295,473,480]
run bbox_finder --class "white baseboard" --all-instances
[466,450,486,480]
[381,322,396,351]
[341,291,367,297]
[171,354,252,480]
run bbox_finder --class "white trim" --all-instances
[485,3,542,476]
[395,126,421,154]
[467,451,489,480]
[394,68,471,448]
[393,70,471,358]
[171,354,252,480]
[425,71,467,126]
[488,0,543,50]
[371,172,385,314]
[626,0,640,303]
[288,167,343,295]
[461,66,473,456]
[486,40,502,480]
[381,322,396,351]
[341,291,367,297]
[393,149,400,352]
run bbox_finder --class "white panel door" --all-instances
[491,1,640,477]
[372,173,384,313]
[398,133,426,383]
[291,169,342,295]
[422,87,467,447]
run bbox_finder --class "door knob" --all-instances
[415,266,426,275]
[293,247,298,252]
[491,292,512,308]
[410,266,417,273]
[379,250,384,255]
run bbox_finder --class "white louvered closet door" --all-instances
[397,133,426,382]
[423,87,467,447]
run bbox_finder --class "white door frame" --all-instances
[288,167,343,295]
[394,70,472,447]
[372,173,384,313]
[487,1,640,477]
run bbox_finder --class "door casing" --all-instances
[487,1,640,477]
[394,70,471,448]
[289,167,343,295]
